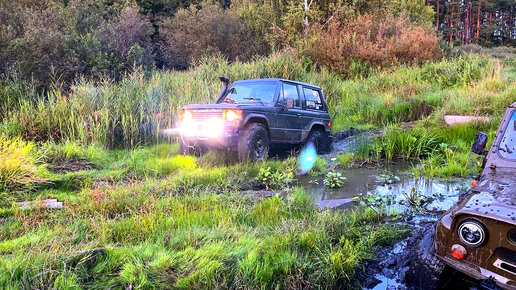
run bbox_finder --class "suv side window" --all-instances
[282,83,301,108]
[303,87,324,111]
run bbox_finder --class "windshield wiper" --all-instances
[243,97,265,106]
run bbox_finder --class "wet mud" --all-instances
[297,132,474,289]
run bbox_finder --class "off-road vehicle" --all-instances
[408,102,516,289]
[178,77,331,161]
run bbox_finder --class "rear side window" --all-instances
[282,83,301,107]
[303,88,324,111]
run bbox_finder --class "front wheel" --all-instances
[405,225,446,290]
[307,129,330,154]
[237,123,270,162]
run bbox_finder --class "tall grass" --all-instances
[0,52,496,148]
[0,52,339,148]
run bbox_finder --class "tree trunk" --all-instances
[476,0,481,39]
[436,0,440,31]
[466,4,469,44]
[450,6,454,45]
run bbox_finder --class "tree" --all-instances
[159,2,259,69]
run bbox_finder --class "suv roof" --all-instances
[232,78,322,90]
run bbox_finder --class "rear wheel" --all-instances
[237,123,269,162]
[306,129,330,154]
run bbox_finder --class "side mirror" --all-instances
[285,98,294,110]
[472,132,488,155]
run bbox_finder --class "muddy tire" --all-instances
[307,129,330,154]
[237,123,269,162]
[405,225,445,290]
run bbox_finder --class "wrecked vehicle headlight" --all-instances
[458,219,487,247]
[508,229,516,246]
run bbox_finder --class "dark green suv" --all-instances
[178,77,331,161]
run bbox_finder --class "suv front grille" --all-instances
[191,109,222,120]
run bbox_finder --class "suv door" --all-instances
[300,87,330,139]
[269,83,303,143]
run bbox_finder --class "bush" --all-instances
[159,3,260,70]
[0,137,40,191]
[306,14,441,76]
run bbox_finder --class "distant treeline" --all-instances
[428,0,516,46]
[0,0,511,86]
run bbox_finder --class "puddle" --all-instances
[297,158,471,289]
[298,162,469,213]
[370,274,405,290]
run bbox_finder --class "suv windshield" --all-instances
[499,110,516,160]
[222,82,277,104]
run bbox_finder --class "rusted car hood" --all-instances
[451,172,516,225]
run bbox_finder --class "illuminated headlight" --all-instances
[201,119,223,137]
[458,219,487,247]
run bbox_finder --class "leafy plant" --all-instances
[377,173,401,184]
[256,166,294,190]
[402,187,431,208]
[323,171,347,188]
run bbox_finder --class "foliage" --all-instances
[402,187,430,209]
[308,158,328,176]
[378,173,401,184]
[336,153,355,168]
[306,14,442,76]
[159,2,261,69]
[323,171,347,188]
[256,166,294,190]
[0,1,153,86]
[373,125,442,160]
[0,137,40,191]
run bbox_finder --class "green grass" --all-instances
[2,50,516,287]
[0,149,408,289]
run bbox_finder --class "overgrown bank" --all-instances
[0,141,408,289]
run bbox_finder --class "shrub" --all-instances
[159,3,260,69]
[0,137,40,191]
[306,14,441,76]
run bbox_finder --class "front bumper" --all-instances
[438,254,515,289]
[179,120,241,150]
[435,216,516,290]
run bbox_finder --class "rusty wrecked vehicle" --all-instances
[177,77,331,161]
[407,102,516,289]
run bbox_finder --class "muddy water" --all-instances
[298,162,470,213]
[296,160,471,289]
